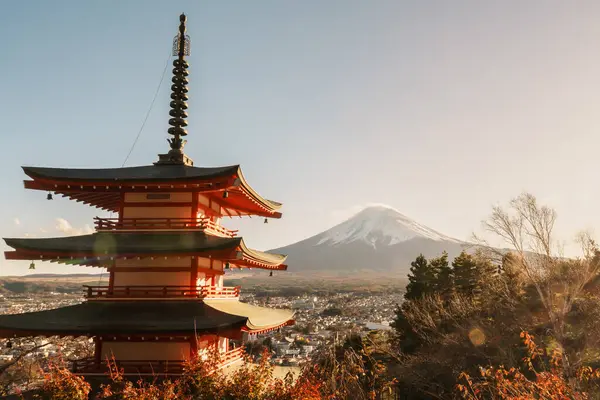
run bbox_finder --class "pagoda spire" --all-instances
[156,13,194,166]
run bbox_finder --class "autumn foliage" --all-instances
[456,331,600,399]
[34,348,323,400]
[36,362,91,400]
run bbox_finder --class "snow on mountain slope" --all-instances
[316,204,462,249]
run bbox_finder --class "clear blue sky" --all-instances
[1,1,600,275]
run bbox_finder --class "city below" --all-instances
[0,275,403,369]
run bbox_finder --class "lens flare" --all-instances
[468,328,486,347]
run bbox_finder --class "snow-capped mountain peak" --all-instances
[316,204,461,248]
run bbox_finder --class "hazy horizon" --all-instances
[1,1,599,275]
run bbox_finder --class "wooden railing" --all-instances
[200,286,240,298]
[203,218,238,237]
[219,347,244,368]
[94,217,238,237]
[71,358,185,375]
[70,348,244,375]
[83,285,241,299]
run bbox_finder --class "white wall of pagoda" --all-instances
[196,334,228,358]
[100,342,191,361]
[114,271,190,286]
[121,192,192,221]
[122,206,191,219]
[198,194,221,217]
[111,256,224,287]
[99,336,229,362]
[120,192,223,219]
[113,257,191,287]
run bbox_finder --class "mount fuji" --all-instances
[269,205,468,276]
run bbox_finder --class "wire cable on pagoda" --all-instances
[95,49,171,286]
[94,50,170,285]
[121,49,172,167]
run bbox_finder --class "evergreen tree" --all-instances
[404,254,436,300]
[452,251,479,295]
[452,251,497,296]
[473,254,498,292]
[430,251,453,296]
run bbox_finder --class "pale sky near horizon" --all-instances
[1,1,599,275]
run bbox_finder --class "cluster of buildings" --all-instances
[241,291,401,365]
[0,288,400,371]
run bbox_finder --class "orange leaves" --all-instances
[457,331,594,400]
[38,362,91,400]
[37,347,325,400]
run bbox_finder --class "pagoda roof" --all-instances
[0,300,293,338]
[23,164,238,182]
[204,300,295,331]
[4,232,287,271]
[22,164,282,218]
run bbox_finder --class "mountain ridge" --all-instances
[270,205,468,275]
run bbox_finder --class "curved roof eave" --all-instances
[235,167,282,212]
[238,238,287,266]
[204,299,295,331]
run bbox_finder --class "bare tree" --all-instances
[0,336,93,395]
[475,193,600,379]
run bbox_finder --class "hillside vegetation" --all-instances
[391,193,600,398]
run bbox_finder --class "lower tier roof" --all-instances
[4,232,287,270]
[0,300,294,338]
[204,300,295,331]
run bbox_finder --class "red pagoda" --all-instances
[0,14,294,376]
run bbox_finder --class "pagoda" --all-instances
[0,14,294,376]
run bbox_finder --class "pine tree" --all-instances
[473,253,498,293]
[405,254,436,300]
[430,251,453,296]
[452,251,479,295]
[452,251,497,296]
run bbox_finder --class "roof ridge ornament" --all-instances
[156,13,194,166]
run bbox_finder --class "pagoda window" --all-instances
[146,193,171,200]
[124,192,192,203]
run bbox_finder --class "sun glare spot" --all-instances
[468,328,486,347]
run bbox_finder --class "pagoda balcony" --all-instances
[83,285,241,300]
[70,347,244,376]
[71,358,185,376]
[93,217,238,237]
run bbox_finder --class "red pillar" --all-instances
[118,192,125,222]
[94,337,102,365]
[190,257,198,290]
[191,192,199,222]
[190,336,198,359]
[108,261,115,292]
